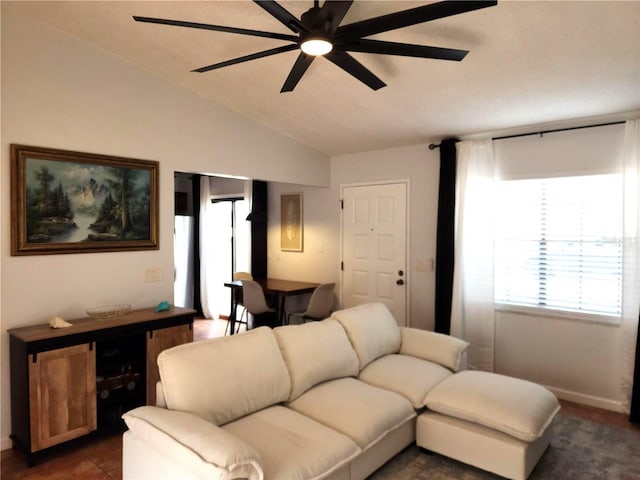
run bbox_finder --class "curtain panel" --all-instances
[249,180,268,279]
[434,139,458,334]
[632,320,640,422]
[450,140,497,371]
[173,215,194,309]
[621,119,640,418]
[190,175,203,317]
[199,176,215,319]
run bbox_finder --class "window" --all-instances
[494,174,622,320]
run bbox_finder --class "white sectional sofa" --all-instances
[122,303,559,480]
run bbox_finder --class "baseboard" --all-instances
[1,436,12,451]
[547,385,627,413]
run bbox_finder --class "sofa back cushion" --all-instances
[274,319,359,401]
[331,303,401,370]
[158,327,291,426]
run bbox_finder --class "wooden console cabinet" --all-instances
[8,306,194,464]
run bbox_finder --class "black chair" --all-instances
[225,272,252,335]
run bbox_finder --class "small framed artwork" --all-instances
[11,144,159,256]
[280,193,303,252]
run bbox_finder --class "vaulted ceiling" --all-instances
[7,1,640,155]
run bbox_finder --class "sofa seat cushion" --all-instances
[274,319,359,401]
[123,406,263,480]
[223,405,359,480]
[424,371,560,442]
[287,377,415,450]
[158,327,291,426]
[331,303,402,370]
[359,354,453,409]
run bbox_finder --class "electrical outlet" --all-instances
[144,266,163,283]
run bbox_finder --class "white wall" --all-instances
[0,10,329,447]
[330,144,441,331]
[266,183,341,315]
[267,183,339,284]
[266,144,441,329]
[496,312,623,411]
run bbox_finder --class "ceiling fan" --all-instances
[134,0,497,93]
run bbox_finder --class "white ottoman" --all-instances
[417,371,560,480]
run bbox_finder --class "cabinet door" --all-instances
[146,324,193,405]
[28,344,97,452]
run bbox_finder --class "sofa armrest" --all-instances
[399,327,469,372]
[156,381,167,407]
[123,406,263,480]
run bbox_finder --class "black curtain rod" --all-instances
[429,138,459,150]
[492,120,625,141]
[428,120,626,149]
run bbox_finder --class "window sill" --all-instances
[494,303,621,327]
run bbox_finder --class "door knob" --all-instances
[396,279,404,285]
[398,270,404,276]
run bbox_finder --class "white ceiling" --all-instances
[8,1,640,155]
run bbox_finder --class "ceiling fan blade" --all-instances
[133,16,297,42]
[253,0,309,34]
[337,1,497,39]
[325,50,386,90]
[281,53,316,93]
[341,39,468,61]
[192,44,299,73]
[314,1,354,33]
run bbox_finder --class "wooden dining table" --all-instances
[224,278,319,334]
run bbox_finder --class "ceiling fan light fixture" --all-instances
[300,38,333,56]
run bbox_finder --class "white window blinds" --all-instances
[495,174,623,319]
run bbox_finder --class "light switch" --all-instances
[416,258,435,273]
[416,258,428,272]
[145,266,163,283]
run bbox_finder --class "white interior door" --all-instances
[341,182,407,326]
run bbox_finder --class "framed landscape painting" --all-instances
[11,144,159,255]
[280,193,303,252]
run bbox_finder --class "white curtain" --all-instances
[173,216,194,308]
[621,119,640,412]
[243,180,253,273]
[451,140,496,371]
[199,177,215,318]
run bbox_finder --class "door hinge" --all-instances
[340,199,344,209]
[341,261,344,271]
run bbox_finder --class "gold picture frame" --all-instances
[11,144,159,256]
[280,193,303,252]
